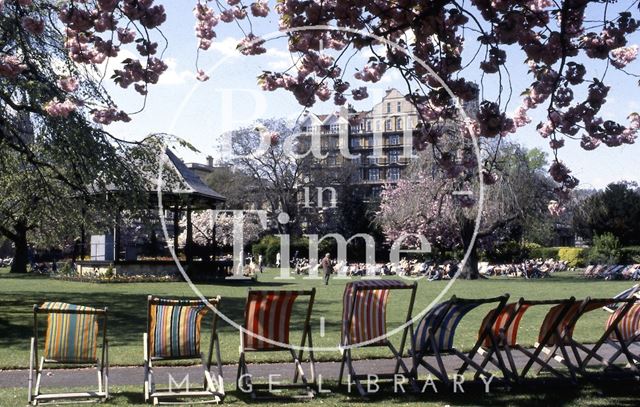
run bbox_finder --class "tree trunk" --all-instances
[10,221,28,274]
[460,219,479,279]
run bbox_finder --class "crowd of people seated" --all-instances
[480,259,570,279]
[584,264,640,280]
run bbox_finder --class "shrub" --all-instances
[485,241,527,263]
[621,246,640,264]
[588,233,621,265]
[528,246,560,260]
[557,247,586,267]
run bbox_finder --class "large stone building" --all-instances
[298,88,420,200]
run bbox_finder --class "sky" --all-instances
[103,1,640,190]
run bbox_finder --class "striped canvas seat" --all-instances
[607,303,640,341]
[479,302,531,347]
[243,290,301,350]
[541,300,611,346]
[41,302,99,363]
[414,301,483,353]
[149,299,208,358]
[341,280,412,346]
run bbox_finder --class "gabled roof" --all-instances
[165,148,226,203]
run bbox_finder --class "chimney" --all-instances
[206,155,214,167]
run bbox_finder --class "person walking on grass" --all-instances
[322,253,331,285]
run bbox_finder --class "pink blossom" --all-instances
[57,76,79,92]
[117,28,136,44]
[196,69,209,82]
[21,16,44,35]
[610,45,638,69]
[354,63,386,83]
[92,108,130,125]
[547,200,565,217]
[44,98,77,118]
[351,86,368,100]
[0,55,27,78]
[250,1,270,18]
[238,34,266,55]
[220,9,234,23]
[315,84,331,101]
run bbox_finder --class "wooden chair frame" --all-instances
[236,288,316,400]
[143,296,224,405]
[600,286,640,368]
[410,295,510,386]
[475,298,576,383]
[28,304,108,405]
[337,281,418,398]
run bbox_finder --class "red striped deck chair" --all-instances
[602,302,640,368]
[337,280,417,397]
[410,295,509,386]
[474,298,576,383]
[143,296,224,405]
[237,288,316,400]
[28,302,108,405]
[526,296,637,380]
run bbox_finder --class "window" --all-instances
[387,102,391,113]
[371,186,382,198]
[368,156,377,165]
[388,167,401,181]
[396,117,403,130]
[368,168,380,181]
[366,120,372,132]
[397,101,402,112]
[389,134,400,145]
[327,154,337,166]
[388,149,400,164]
[385,119,392,131]
[330,124,339,133]
[365,135,373,147]
[350,137,360,148]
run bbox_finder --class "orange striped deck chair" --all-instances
[143,296,224,404]
[474,298,576,382]
[28,302,108,405]
[338,280,417,397]
[576,289,640,374]
[521,296,637,381]
[410,295,510,386]
[237,288,316,400]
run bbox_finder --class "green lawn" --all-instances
[0,267,635,369]
[1,380,640,406]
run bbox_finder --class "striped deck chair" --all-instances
[28,302,108,405]
[337,280,417,397]
[529,296,638,380]
[602,302,640,368]
[410,295,509,386]
[473,298,576,383]
[237,289,316,400]
[143,296,224,405]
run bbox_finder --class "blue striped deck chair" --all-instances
[337,280,418,398]
[28,302,108,405]
[410,295,509,385]
[237,288,316,400]
[144,296,224,404]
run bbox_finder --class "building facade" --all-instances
[298,88,420,201]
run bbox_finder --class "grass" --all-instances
[2,380,640,406]
[0,266,636,370]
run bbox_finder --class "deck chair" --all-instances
[237,289,316,400]
[577,288,640,373]
[143,296,224,405]
[526,296,637,380]
[410,295,510,385]
[474,298,576,382]
[337,280,417,397]
[28,302,108,405]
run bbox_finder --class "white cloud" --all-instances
[209,36,241,58]
[158,58,193,85]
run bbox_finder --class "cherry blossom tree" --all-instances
[377,142,553,278]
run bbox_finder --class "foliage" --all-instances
[179,210,265,248]
[573,182,640,246]
[251,235,311,265]
[588,232,622,265]
[528,246,560,260]
[558,247,586,268]
[483,241,528,264]
[620,246,640,264]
